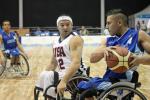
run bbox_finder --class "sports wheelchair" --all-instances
[78,70,147,100]
[34,67,90,100]
[0,51,30,77]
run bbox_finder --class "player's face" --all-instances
[106,15,120,36]
[57,20,73,35]
[2,21,11,32]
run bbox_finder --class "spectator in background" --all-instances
[43,30,50,36]
[34,27,42,36]
[79,26,89,35]
[140,20,147,32]
[103,28,110,35]
[136,20,141,31]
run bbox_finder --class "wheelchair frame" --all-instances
[78,71,147,100]
[0,52,30,76]
[97,82,147,100]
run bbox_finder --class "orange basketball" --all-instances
[106,46,133,73]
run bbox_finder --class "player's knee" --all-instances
[39,71,54,80]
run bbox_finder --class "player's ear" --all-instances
[118,19,122,26]
[118,20,121,25]
[70,23,73,29]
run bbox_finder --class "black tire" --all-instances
[34,86,43,100]
[66,76,89,100]
[17,53,30,76]
[0,64,5,76]
[66,76,89,95]
[44,85,72,100]
[79,88,98,100]
[97,85,147,100]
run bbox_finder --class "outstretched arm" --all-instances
[0,35,5,65]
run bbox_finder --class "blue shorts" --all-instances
[77,69,133,91]
[5,48,20,57]
[77,77,111,90]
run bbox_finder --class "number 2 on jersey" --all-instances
[58,58,65,69]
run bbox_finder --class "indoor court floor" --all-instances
[0,46,150,100]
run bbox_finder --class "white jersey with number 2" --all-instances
[53,32,87,79]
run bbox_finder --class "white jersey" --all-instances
[53,32,87,79]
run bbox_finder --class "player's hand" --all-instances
[23,52,29,59]
[57,80,66,97]
[104,46,117,57]
[0,56,5,66]
[129,54,141,67]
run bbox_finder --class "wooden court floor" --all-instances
[0,46,150,100]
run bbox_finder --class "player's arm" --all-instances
[138,30,150,64]
[139,30,150,54]
[0,35,5,64]
[57,36,83,96]
[45,50,58,71]
[15,34,26,54]
[90,37,107,63]
[130,30,150,66]
[61,36,83,83]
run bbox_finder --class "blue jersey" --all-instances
[1,31,17,50]
[0,27,3,34]
[104,28,141,80]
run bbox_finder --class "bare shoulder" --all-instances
[138,30,150,42]
[139,30,146,36]
[70,35,83,46]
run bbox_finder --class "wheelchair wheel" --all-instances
[0,64,5,76]
[66,76,89,99]
[3,53,29,76]
[44,85,72,100]
[17,53,30,76]
[67,76,89,95]
[79,88,98,100]
[34,86,43,100]
[97,85,147,100]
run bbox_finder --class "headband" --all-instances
[56,16,73,26]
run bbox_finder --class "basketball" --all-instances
[106,46,133,73]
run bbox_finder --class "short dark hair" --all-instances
[2,20,10,25]
[106,9,128,26]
